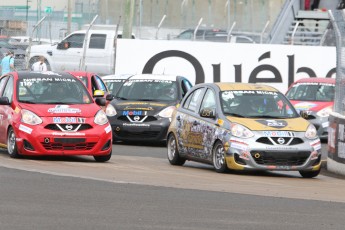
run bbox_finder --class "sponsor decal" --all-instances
[105,125,111,134]
[48,105,81,114]
[120,102,167,107]
[217,119,224,126]
[322,121,329,128]
[262,131,293,137]
[294,102,317,111]
[265,146,298,150]
[53,117,86,123]
[230,141,248,151]
[310,139,321,151]
[123,123,150,127]
[14,107,21,113]
[122,110,147,116]
[52,132,85,136]
[19,124,33,134]
[256,119,288,128]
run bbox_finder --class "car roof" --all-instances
[68,71,96,77]
[127,74,178,81]
[293,77,335,84]
[214,82,280,92]
[102,74,133,80]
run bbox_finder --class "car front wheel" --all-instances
[212,141,228,173]
[7,127,21,158]
[299,168,321,178]
[94,150,112,162]
[167,133,185,166]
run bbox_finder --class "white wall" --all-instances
[115,39,336,93]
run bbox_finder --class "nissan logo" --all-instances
[133,116,140,121]
[65,124,73,130]
[277,137,285,145]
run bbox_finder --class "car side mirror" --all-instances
[57,41,70,50]
[106,94,115,101]
[95,97,106,106]
[200,108,216,119]
[93,90,105,97]
[0,97,10,105]
[300,110,309,119]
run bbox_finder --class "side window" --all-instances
[95,76,108,92]
[89,34,106,49]
[3,77,14,103]
[0,76,9,96]
[65,33,85,48]
[91,77,98,93]
[183,88,204,112]
[200,89,216,112]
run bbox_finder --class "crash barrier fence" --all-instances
[327,10,345,176]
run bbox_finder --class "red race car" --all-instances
[0,71,112,162]
[286,77,335,140]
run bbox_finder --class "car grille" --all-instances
[117,115,157,122]
[250,151,310,166]
[41,138,96,151]
[256,137,304,145]
[45,124,92,131]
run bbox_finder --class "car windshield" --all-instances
[117,79,178,101]
[17,75,93,104]
[104,79,127,95]
[286,82,335,102]
[221,90,299,118]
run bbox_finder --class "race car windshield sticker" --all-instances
[224,90,278,96]
[256,119,288,128]
[20,77,77,87]
[295,82,334,87]
[48,105,81,114]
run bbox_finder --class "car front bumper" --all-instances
[225,133,322,172]
[14,122,112,156]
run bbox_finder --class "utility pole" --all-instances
[123,0,135,39]
[67,0,72,34]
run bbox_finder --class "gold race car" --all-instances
[167,83,322,178]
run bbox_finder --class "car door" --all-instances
[0,75,9,145]
[85,33,111,74]
[0,76,13,145]
[54,33,85,71]
[197,88,219,160]
[176,87,205,158]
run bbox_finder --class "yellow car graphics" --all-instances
[167,83,322,178]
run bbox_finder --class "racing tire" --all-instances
[167,133,185,166]
[299,168,321,178]
[7,127,21,158]
[94,150,112,162]
[212,141,229,173]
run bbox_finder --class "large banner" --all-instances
[116,39,336,93]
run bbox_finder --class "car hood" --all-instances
[227,117,310,132]
[112,100,176,113]
[20,103,100,117]
[30,44,56,53]
[290,100,333,112]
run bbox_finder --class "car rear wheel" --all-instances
[299,168,321,178]
[212,141,228,173]
[7,127,21,158]
[167,133,185,166]
[94,150,112,162]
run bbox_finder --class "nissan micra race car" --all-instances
[167,83,322,178]
[0,71,112,162]
[106,74,193,143]
[286,77,335,140]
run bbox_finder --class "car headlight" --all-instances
[21,109,42,125]
[94,110,108,125]
[316,106,332,117]
[158,106,176,118]
[305,124,318,139]
[105,104,117,117]
[231,123,254,138]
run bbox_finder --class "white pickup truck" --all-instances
[28,28,135,75]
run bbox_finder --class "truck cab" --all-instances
[29,28,134,75]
